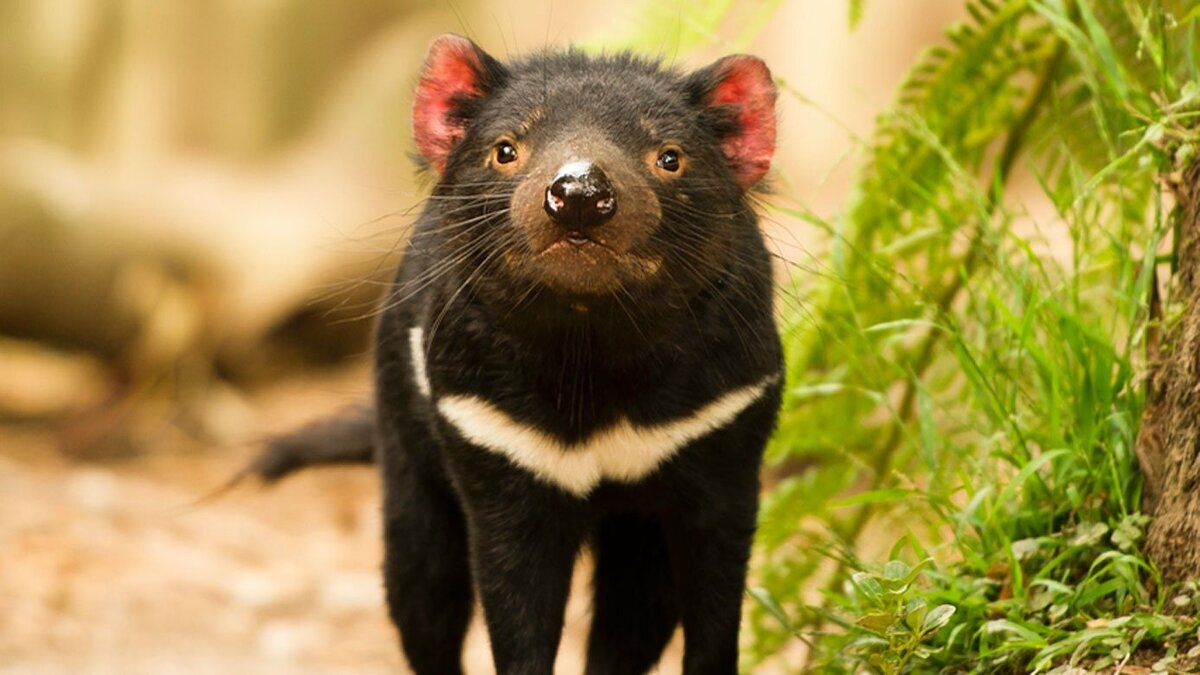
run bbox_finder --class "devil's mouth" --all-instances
[506,232,662,296]
[562,230,592,247]
[542,230,611,254]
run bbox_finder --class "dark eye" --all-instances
[656,149,681,172]
[495,141,518,165]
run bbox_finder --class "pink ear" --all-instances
[697,56,777,190]
[412,35,492,173]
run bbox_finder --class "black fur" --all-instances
[249,406,375,482]
[254,40,782,674]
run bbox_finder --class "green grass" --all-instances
[722,1,1200,672]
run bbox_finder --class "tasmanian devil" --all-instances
[249,34,783,674]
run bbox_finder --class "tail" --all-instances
[243,405,377,483]
[179,406,377,511]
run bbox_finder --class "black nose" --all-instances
[544,162,616,229]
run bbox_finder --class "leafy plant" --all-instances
[843,560,957,673]
[739,0,1200,671]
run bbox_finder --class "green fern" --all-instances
[749,0,1199,669]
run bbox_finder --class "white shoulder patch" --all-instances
[436,376,776,497]
[409,326,432,398]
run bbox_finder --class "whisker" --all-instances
[345,211,512,323]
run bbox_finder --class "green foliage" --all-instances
[848,0,868,30]
[580,0,784,55]
[842,560,957,673]
[744,0,1200,672]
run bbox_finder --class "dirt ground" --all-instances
[0,362,683,674]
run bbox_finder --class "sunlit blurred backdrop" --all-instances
[0,1,961,672]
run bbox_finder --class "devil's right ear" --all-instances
[411,34,506,173]
[685,55,777,191]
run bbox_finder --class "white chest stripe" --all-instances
[409,327,432,398]
[436,377,775,496]
[409,326,774,496]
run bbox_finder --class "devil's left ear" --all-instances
[686,55,777,190]
[412,34,507,173]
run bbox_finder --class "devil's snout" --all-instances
[544,161,617,231]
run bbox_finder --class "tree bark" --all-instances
[1138,159,1200,582]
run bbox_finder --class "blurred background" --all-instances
[0,1,963,672]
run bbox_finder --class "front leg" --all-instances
[452,448,588,675]
[667,496,758,674]
[666,396,777,674]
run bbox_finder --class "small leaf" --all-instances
[906,599,929,632]
[856,611,893,634]
[884,559,911,581]
[1011,538,1039,560]
[1143,122,1165,145]
[1070,522,1109,547]
[1112,514,1151,551]
[1048,603,1069,621]
[847,634,889,653]
[1027,588,1054,612]
[851,572,885,606]
[983,619,1042,643]
[921,604,956,635]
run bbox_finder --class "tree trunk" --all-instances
[1138,159,1200,582]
